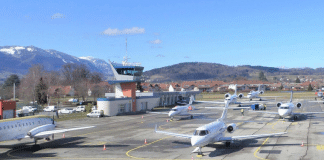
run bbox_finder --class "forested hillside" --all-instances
[143,62,324,82]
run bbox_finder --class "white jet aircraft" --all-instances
[155,102,287,155]
[246,84,280,101]
[0,115,94,145]
[251,91,324,120]
[197,84,256,107]
[150,96,209,120]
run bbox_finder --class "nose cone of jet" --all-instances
[168,111,175,117]
[247,95,251,98]
[278,110,288,117]
[191,136,204,147]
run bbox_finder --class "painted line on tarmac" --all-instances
[126,136,171,159]
[253,137,270,160]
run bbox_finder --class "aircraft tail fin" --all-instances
[234,84,237,95]
[219,102,229,121]
[189,95,194,105]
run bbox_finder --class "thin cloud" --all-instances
[151,46,162,48]
[156,54,165,57]
[51,13,65,19]
[101,27,145,35]
[153,32,160,36]
[149,39,162,44]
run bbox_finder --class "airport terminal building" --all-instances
[97,59,200,116]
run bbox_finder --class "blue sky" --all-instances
[1,0,324,71]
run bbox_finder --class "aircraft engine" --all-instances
[224,93,230,98]
[238,93,244,99]
[276,102,282,108]
[27,124,55,138]
[227,123,237,133]
[260,90,264,94]
[296,103,302,108]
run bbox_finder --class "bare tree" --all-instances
[19,64,45,103]
[61,63,91,101]
[90,72,103,84]
[44,71,61,105]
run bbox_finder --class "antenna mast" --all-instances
[122,38,130,66]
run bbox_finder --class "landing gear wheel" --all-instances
[238,104,241,107]
[259,98,262,101]
[225,142,231,147]
[191,115,193,119]
[250,99,252,101]
[198,147,203,156]
[294,116,298,120]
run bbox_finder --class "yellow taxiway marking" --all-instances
[316,145,324,150]
[126,136,171,159]
[253,137,270,160]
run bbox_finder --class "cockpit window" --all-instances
[194,130,209,136]
[171,109,178,111]
[280,107,289,109]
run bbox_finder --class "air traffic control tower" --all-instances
[107,58,144,112]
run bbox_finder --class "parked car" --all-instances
[73,106,85,112]
[22,106,37,113]
[58,108,76,114]
[68,98,79,102]
[43,106,58,112]
[87,110,103,118]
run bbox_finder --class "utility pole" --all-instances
[13,83,15,101]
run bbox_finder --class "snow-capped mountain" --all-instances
[0,45,112,78]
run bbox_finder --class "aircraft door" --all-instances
[17,122,22,131]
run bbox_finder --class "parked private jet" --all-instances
[197,84,257,106]
[0,115,94,145]
[150,95,210,120]
[246,84,280,101]
[155,102,286,155]
[251,91,324,120]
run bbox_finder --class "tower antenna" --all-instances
[123,38,130,65]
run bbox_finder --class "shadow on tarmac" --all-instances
[207,138,300,157]
[0,136,129,159]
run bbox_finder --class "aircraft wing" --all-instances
[293,112,324,115]
[249,111,279,114]
[30,126,95,137]
[260,96,282,98]
[219,132,287,141]
[205,107,250,109]
[195,100,225,104]
[190,112,215,115]
[234,101,260,104]
[154,125,192,139]
[147,111,169,115]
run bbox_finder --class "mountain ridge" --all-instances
[1,45,324,83]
